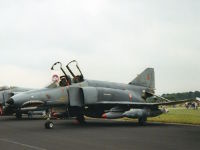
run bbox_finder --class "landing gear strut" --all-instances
[45,109,54,129]
[16,111,22,119]
[138,117,147,126]
[28,112,33,119]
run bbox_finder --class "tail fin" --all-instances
[129,68,155,90]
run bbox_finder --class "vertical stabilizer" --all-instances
[129,68,155,90]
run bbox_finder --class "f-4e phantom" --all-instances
[0,86,33,118]
[0,85,54,119]
[7,60,193,129]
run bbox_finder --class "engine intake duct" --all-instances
[6,98,14,105]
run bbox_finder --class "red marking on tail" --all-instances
[146,74,150,80]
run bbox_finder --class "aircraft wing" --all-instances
[96,99,195,108]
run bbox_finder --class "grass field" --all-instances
[147,108,200,125]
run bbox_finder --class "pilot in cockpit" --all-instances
[59,75,72,87]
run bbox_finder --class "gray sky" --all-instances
[0,0,200,94]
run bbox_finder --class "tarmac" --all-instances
[0,116,200,150]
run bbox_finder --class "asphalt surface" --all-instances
[0,116,200,150]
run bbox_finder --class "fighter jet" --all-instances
[7,60,193,129]
[0,86,32,118]
[0,80,61,119]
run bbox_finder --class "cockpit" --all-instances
[51,60,84,87]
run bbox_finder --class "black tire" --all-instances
[45,121,54,129]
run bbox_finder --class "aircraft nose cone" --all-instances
[6,98,14,105]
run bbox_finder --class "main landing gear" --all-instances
[138,117,147,126]
[44,114,86,129]
[16,111,22,119]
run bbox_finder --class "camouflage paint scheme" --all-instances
[6,61,192,128]
[0,86,32,117]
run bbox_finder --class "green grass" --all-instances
[148,108,200,125]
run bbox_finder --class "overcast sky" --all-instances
[0,0,199,94]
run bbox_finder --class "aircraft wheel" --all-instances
[138,117,147,126]
[45,121,54,129]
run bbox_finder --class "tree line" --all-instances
[161,91,200,101]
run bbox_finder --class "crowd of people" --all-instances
[185,102,199,109]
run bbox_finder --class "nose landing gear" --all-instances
[138,117,147,126]
[45,120,54,129]
[45,109,54,129]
